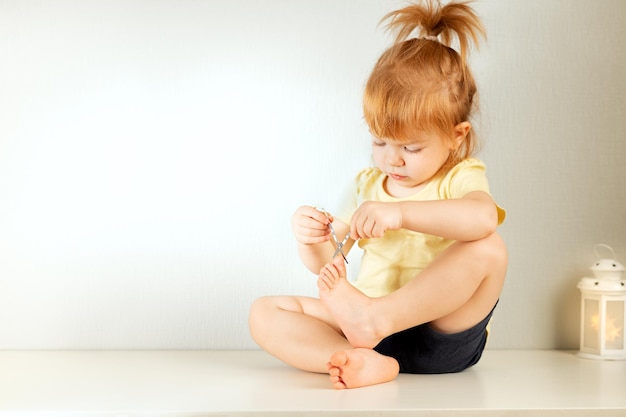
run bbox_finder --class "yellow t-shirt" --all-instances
[335,158,505,298]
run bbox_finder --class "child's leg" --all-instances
[249,273,400,389]
[318,264,400,389]
[319,232,507,349]
[248,295,349,373]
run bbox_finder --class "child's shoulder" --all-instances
[442,157,487,180]
[452,157,486,171]
[352,167,385,194]
[354,166,385,183]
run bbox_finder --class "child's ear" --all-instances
[451,121,471,149]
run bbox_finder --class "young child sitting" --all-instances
[249,0,507,390]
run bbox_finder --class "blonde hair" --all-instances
[363,0,486,174]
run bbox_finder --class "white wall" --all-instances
[1,0,625,350]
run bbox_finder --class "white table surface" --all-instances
[1,349,625,416]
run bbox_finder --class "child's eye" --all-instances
[372,141,386,147]
[404,146,422,153]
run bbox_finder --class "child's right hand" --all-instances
[291,206,332,245]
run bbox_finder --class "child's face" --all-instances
[371,130,452,198]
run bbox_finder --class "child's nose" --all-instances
[386,149,404,167]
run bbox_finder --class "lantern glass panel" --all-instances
[605,300,624,350]
[583,298,599,349]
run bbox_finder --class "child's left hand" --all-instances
[350,201,402,239]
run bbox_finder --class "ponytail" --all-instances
[383,1,485,69]
[364,1,486,174]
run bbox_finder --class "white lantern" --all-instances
[577,244,626,360]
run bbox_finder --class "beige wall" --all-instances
[1,0,625,350]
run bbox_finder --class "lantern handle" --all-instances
[594,243,616,260]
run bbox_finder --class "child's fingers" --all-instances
[292,206,333,244]
[294,226,330,244]
[312,206,334,224]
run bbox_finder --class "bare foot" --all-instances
[317,257,386,348]
[326,348,399,389]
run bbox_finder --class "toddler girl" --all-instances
[249,0,507,390]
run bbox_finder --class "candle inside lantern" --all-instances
[584,305,624,349]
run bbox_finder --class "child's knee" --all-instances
[249,296,303,323]
[249,296,268,317]
[249,297,273,328]
[469,232,508,280]
[455,232,507,275]
[482,232,508,268]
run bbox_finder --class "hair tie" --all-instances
[422,35,439,42]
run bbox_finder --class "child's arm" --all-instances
[292,206,354,274]
[350,191,498,242]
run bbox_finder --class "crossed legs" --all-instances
[248,294,399,389]
[249,232,507,389]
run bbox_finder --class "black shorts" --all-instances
[373,303,497,374]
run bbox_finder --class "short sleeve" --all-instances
[443,159,506,225]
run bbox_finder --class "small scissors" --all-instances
[318,208,350,264]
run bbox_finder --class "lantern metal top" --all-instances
[578,244,625,292]
[589,244,624,281]
[578,276,626,292]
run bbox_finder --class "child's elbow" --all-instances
[480,204,499,237]
[460,193,501,241]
